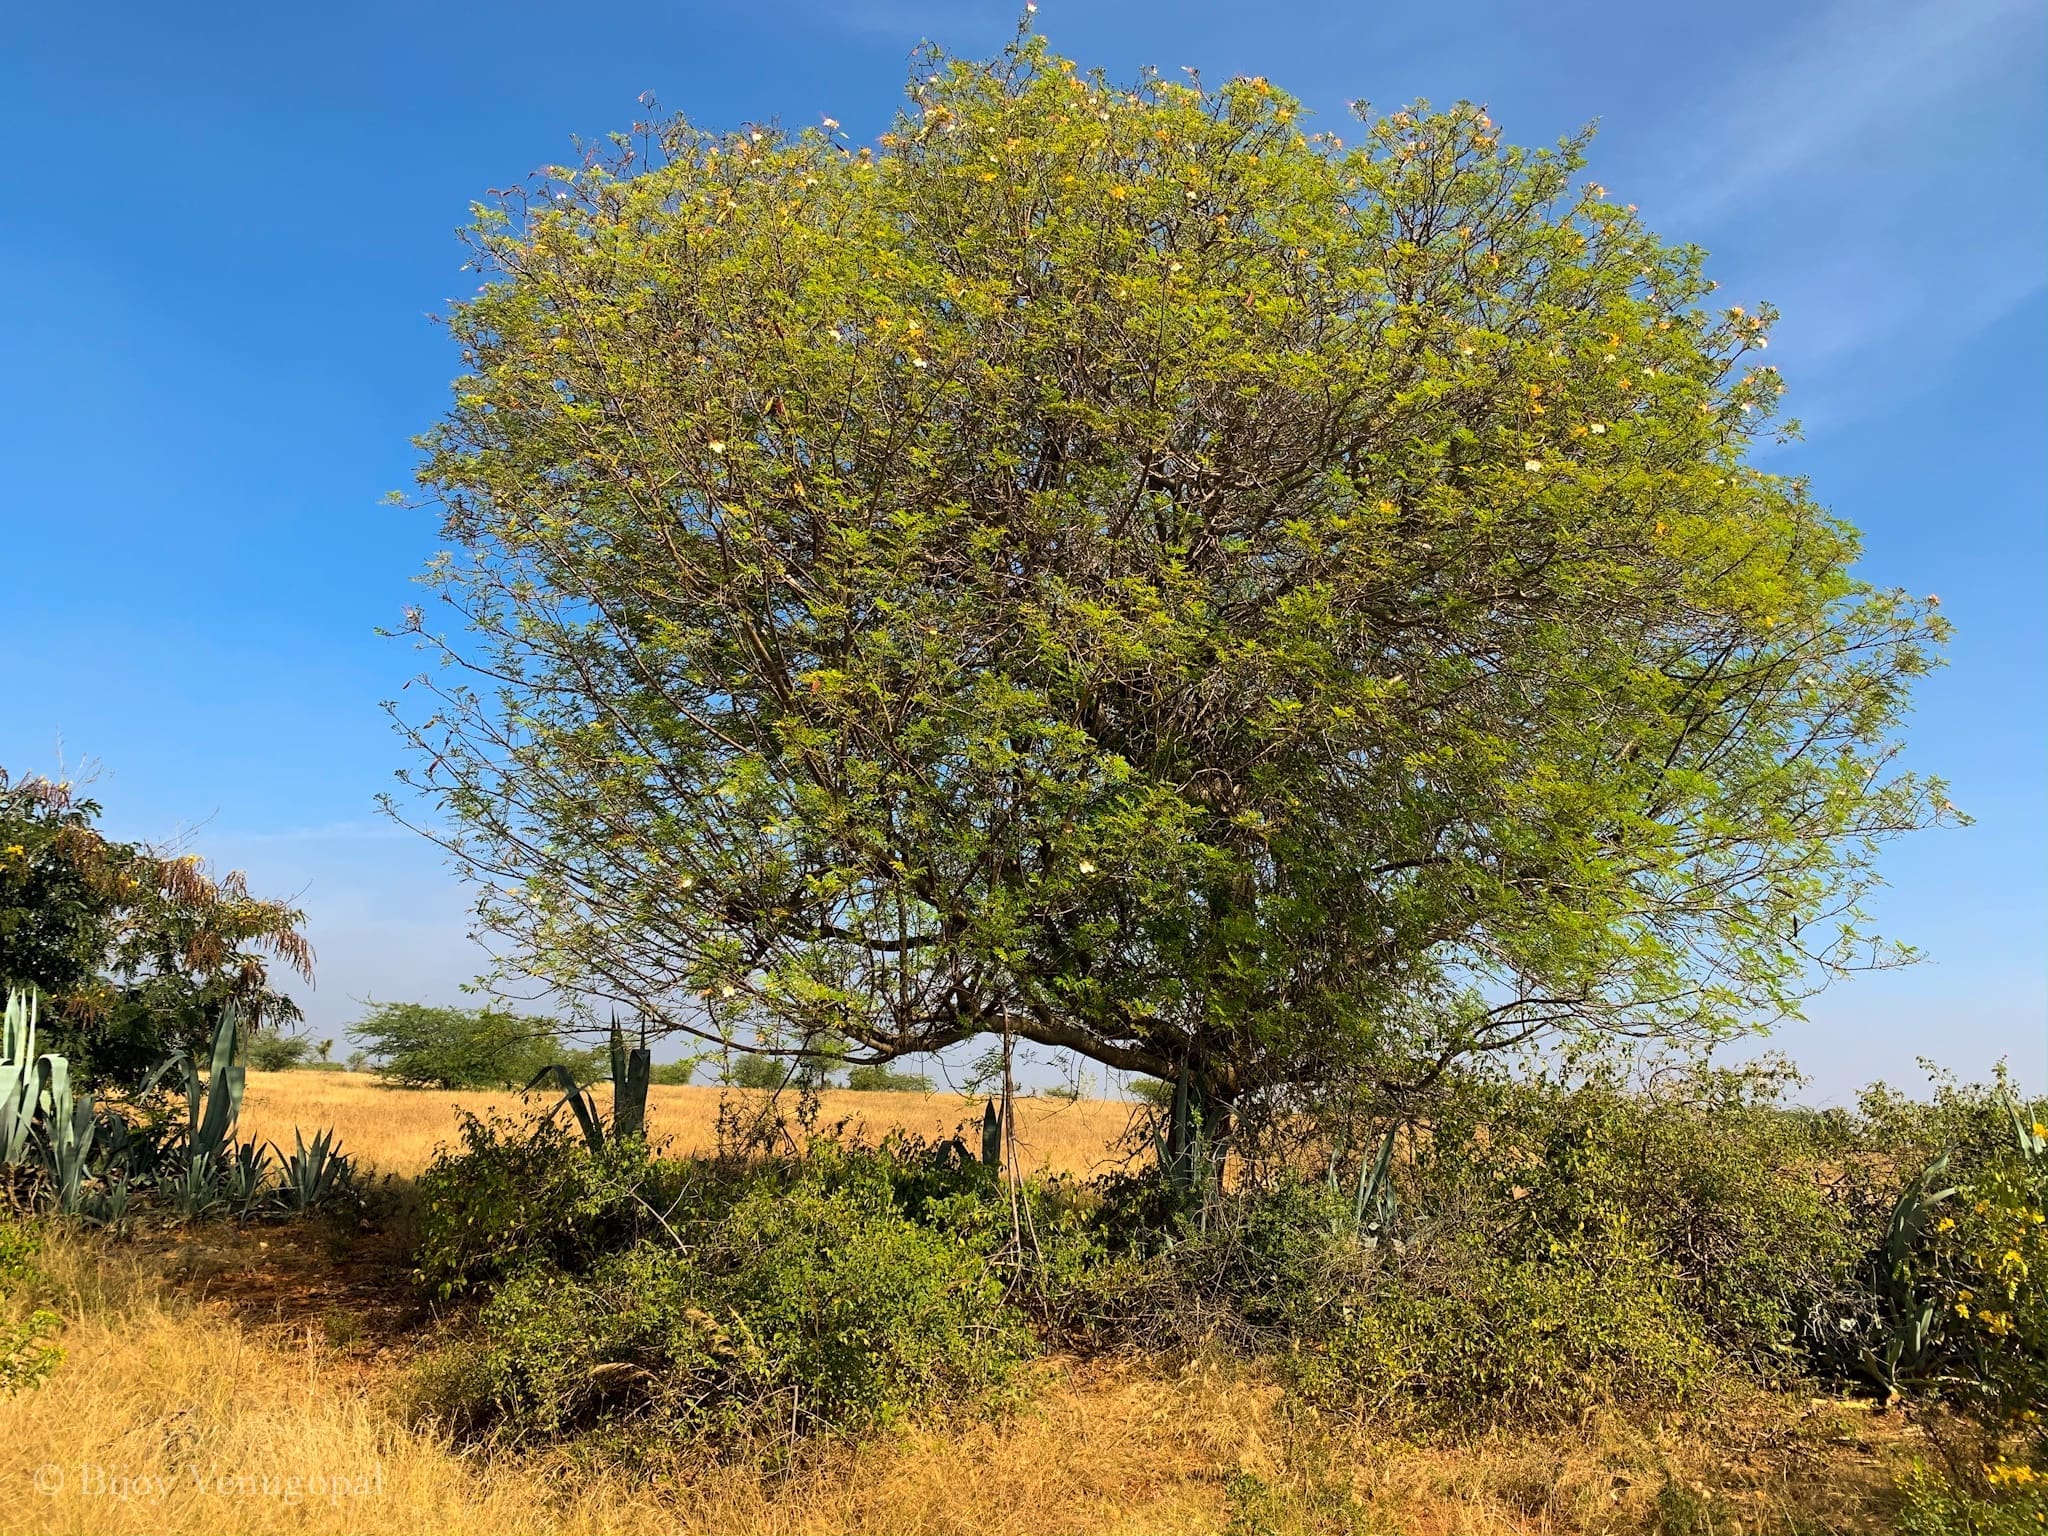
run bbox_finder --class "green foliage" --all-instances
[1815,1074,2048,1467]
[0,1218,61,1394]
[247,1034,314,1071]
[2,989,352,1223]
[352,1001,597,1089]
[0,770,313,1082]
[1897,1461,2048,1536]
[1411,1059,1869,1373]
[276,1127,354,1214]
[466,1165,1029,1443]
[411,1114,676,1296]
[721,1052,791,1091]
[396,32,1946,1111]
[649,1060,696,1086]
[844,1064,933,1093]
[1291,1238,1712,1424]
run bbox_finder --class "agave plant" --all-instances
[1328,1122,1400,1244]
[172,1148,224,1219]
[274,1127,352,1213]
[527,1018,652,1153]
[1,990,47,1167]
[1849,1151,1958,1399]
[39,1065,98,1215]
[981,1098,1004,1171]
[225,1140,274,1217]
[1153,1072,1216,1196]
[175,1006,247,1166]
[2,990,104,1212]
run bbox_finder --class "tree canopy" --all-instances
[394,34,1948,1107]
[0,769,314,1079]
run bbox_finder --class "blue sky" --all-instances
[3,0,2041,1099]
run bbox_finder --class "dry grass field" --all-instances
[237,1070,1141,1179]
[0,1070,1945,1535]
[0,1224,1919,1536]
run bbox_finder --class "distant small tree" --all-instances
[317,1038,334,1063]
[845,1063,934,1093]
[248,1034,314,1072]
[721,1051,787,1091]
[352,1001,596,1089]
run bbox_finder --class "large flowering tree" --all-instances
[393,34,1950,1108]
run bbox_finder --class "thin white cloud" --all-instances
[1652,0,2042,226]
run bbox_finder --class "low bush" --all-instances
[411,1114,687,1296]
[0,1218,61,1393]
[450,1158,1030,1443]
[844,1064,932,1093]
[405,1059,2045,1454]
[1897,1459,2048,1535]
[1289,1237,1713,1423]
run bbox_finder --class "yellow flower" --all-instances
[3,844,23,858]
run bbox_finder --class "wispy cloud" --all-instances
[1621,0,2047,425]
[1650,0,2042,227]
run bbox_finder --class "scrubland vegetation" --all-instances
[6,23,2041,1536]
[6,1025,2044,1534]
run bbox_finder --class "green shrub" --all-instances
[466,1166,1030,1442]
[1406,1061,1869,1374]
[721,1052,789,1091]
[1897,1460,2048,1535]
[1816,1076,2047,1466]
[844,1064,932,1093]
[246,1033,313,1071]
[649,1060,695,1086]
[352,1002,599,1090]
[0,1219,61,1393]
[411,1113,683,1296]
[1289,1236,1712,1424]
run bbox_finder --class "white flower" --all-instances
[709,440,727,452]
[1590,423,1606,435]
[822,117,840,130]
[1078,859,1097,874]
[1525,459,1543,472]
[911,356,927,369]
[720,985,736,998]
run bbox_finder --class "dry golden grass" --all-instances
[238,1070,1139,1179]
[0,1228,1918,1536]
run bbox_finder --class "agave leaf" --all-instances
[526,1064,605,1151]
